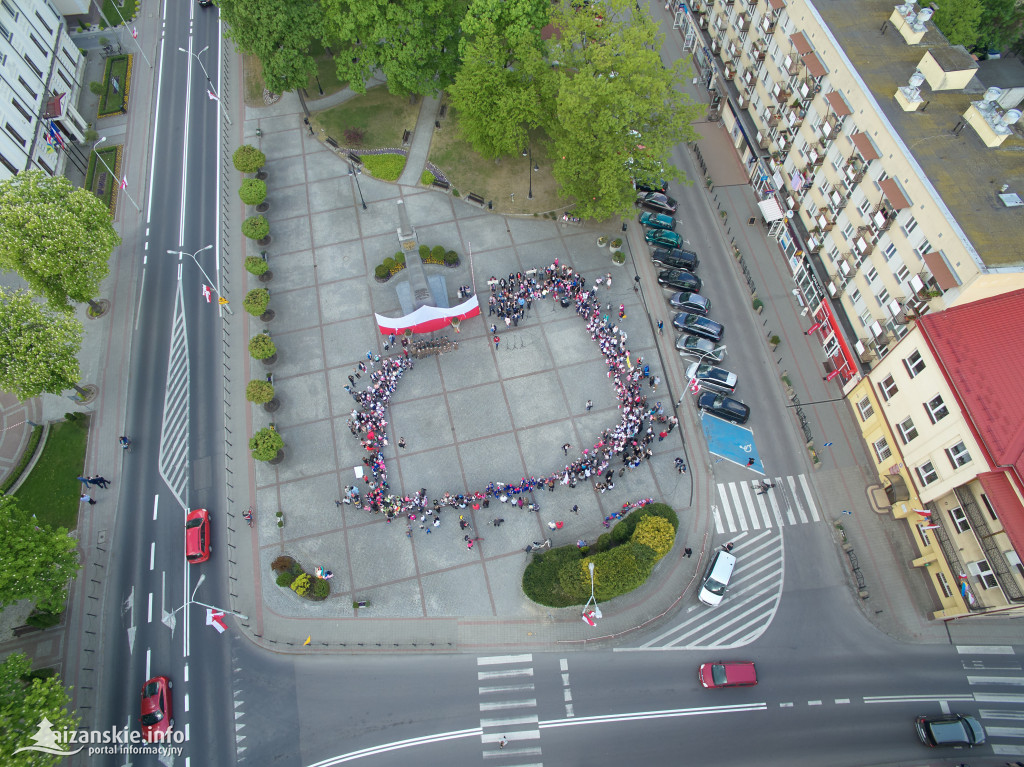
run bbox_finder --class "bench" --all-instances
[326,137,339,149]
[95,171,109,197]
[466,192,486,207]
[402,129,411,146]
[431,179,451,191]
[438,103,447,118]
[13,624,42,637]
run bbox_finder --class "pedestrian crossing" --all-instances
[476,654,543,765]
[713,474,821,534]
[958,645,1024,756]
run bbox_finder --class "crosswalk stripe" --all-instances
[480,715,539,728]
[981,709,1024,720]
[478,668,534,680]
[729,484,749,531]
[797,474,820,521]
[959,645,1015,655]
[786,475,808,524]
[478,654,532,666]
[717,486,737,532]
[712,505,724,535]
[993,744,1024,756]
[967,676,1024,686]
[985,726,1024,738]
[753,487,773,528]
[482,730,540,742]
[479,684,535,695]
[738,483,761,530]
[973,692,1024,703]
[480,699,538,711]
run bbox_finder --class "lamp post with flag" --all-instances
[167,244,233,314]
[92,137,141,213]
[179,44,232,125]
[162,573,247,635]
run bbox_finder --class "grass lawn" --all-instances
[310,85,419,151]
[84,145,119,213]
[305,42,346,99]
[98,55,130,117]
[243,54,267,107]
[14,418,90,531]
[99,0,137,27]
[427,110,568,215]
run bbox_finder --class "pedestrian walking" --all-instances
[562,443,571,455]
[493,335,500,349]
[398,437,407,449]
[674,457,687,474]
[89,475,110,488]
[80,494,96,505]
[77,476,90,487]
[658,430,668,441]
[571,504,579,514]
[746,457,755,466]
[724,542,735,552]
[585,399,593,411]
[366,350,373,361]
[348,374,355,385]
[657,319,664,336]
[498,737,508,749]
[492,518,504,527]
[684,547,693,558]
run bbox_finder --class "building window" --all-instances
[849,287,862,304]
[896,416,917,443]
[5,122,26,147]
[865,266,878,284]
[30,34,48,57]
[875,287,890,307]
[914,239,932,260]
[980,493,998,521]
[18,76,37,100]
[856,396,874,420]
[878,375,898,401]
[0,151,17,175]
[903,350,925,378]
[1,0,16,19]
[946,441,971,468]
[0,20,12,42]
[948,506,970,534]
[11,98,31,121]
[924,394,948,422]
[895,264,910,284]
[858,198,872,216]
[842,223,855,240]
[1006,550,1024,581]
[967,559,998,590]
[827,245,840,265]
[24,55,43,77]
[860,310,873,329]
[882,242,898,263]
[34,10,53,33]
[916,461,938,486]
[873,437,892,462]
[35,156,53,174]
[57,69,72,89]
[935,571,954,598]
[902,215,918,237]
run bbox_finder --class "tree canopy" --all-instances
[0,170,119,312]
[0,496,80,614]
[545,0,702,219]
[217,0,323,93]
[320,0,469,95]
[0,653,79,767]
[975,0,1024,53]
[0,288,83,401]
[932,0,984,48]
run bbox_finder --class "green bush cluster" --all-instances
[276,571,295,587]
[249,427,283,461]
[291,573,311,596]
[312,579,330,599]
[249,333,276,360]
[245,379,274,404]
[239,178,267,206]
[245,255,269,276]
[374,264,391,280]
[523,503,679,607]
[241,215,270,241]
[421,169,436,185]
[417,245,460,266]
[243,288,270,316]
[362,153,406,181]
[233,144,266,173]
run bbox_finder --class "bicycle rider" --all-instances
[119,436,131,449]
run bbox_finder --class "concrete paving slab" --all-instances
[323,317,384,371]
[267,183,311,222]
[306,178,349,215]
[317,283,373,325]
[303,147,346,184]
[268,213,314,255]
[509,217,563,244]
[437,337,499,387]
[262,250,315,292]
[457,215,515,250]
[259,125,306,159]
[446,383,514,442]
[395,444,464,494]
[421,564,492,617]
[271,420,337,482]
[388,397,457,452]
[310,208,360,249]
[457,434,529,490]
[405,220,462,252]
[277,372,332,424]
[505,371,570,429]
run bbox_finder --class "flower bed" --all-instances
[271,555,330,601]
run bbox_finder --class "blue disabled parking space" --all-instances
[701,413,762,471]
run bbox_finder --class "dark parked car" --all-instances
[668,291,711,315]
[673,311,723,341]
[637,191,677,214]
[638,211,676,231]
[696,392,750,424]
[658,269,703,293]
[651,247,699,272]
[645,229,683,248]
[635,178,668,195]
[915,714,986,747]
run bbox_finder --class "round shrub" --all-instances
[631,515,676,560]
[244,255,269,276]
[612,251,626,265]
[394,252,406,267]
[239,178,267,206]
[233,144,266,173]
[421,169,435,185]
[276,571,295,587]
[291,573,311,596]
[249,333,276,360]
[271,555,295,572]
[312,578,330,599]
[362,153,406,181]
[245,379,275,404]
[382,257,396,274]
[249,427,284,461]
[443,250,459,266]
[431,245,445,261]
[419,244,430,258]
[243,288,270,316]
[374,264,391,280]
[241,215,270,241]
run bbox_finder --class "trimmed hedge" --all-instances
[233,144,266,173]
[241,215,269,241]
[362,153,406,181]
[249,427,283,461]
[421,169,435,185]
[239,178,267,206]
[248,333,276,359]
[243,288,270,316]
[0,424,43,494]
[245,255,269,276]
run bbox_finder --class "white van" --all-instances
[698,550,736,606]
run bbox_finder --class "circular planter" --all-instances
[611,252,626,266]
[258,270,274,283]
[596,237,608,248]
[268,450,285,465]
[256,170,268,181]
[256,201,271,213]
[260,352,278,367]
[263,397,281,413]
[257,235,272,247]
[260,309,276,322]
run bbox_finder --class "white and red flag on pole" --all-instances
[913,509,932,516]
[120,176,127,190]
[207,90,219,101]
[202,285,212,303]
[689,377,701,394]
[206,608,227,633]
[131,26,138,39]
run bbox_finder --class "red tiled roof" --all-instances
[918,289,1024,483]
[976,471,1024,559]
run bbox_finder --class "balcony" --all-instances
[761,15,777,34]
[784,55,801,77]
[765,108,781,126]
[751,41,766,62]
[728,41,739,60]
[698,15,708,28]
[723,64,736,80]
[843,156,866,184]
[808,148,824,167]
[772,85,793,105]
[734,12,750,31]
[724,0,735,6]
[757,130,771,150]
[743,68,755,87]
[817,211,835,232]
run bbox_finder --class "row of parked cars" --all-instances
[637,184,751,426]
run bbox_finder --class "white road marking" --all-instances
[478,668,533,680]
[480,715,539,728]
[480,699,537,712]
[958,645,1015,655]
[478,654,532,666]
[967,675,1024,686]
[798,474,820,521]
[479,684,535,695]
[150,541,156,570]
[974,692,1024,703]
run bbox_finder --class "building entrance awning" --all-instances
[758,198,785,222]
[884,474,911,503]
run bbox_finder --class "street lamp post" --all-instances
[348,162,367,210]
[583,561,603,623]
[167,244,233,314]
[522,145,539,200]
[162,573,247,633]
[92,137,141,213]
[178,44,232,125]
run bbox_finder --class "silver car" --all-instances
[676,335,726,363]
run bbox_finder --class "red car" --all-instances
[185,508,211,563]
[699,661,758,688]
[139,676,173,741]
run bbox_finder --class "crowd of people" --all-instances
[342,263,674,533]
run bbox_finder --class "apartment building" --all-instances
[673,0,1024,385]
[849,290,1024,618]
[0,0,87,180]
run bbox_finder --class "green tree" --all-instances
[448,0,553,158]
[216,0,323,93]
[546,0,702,220]
[0,288,85,401]
[0,170,119,313]
[0,652,79,765]
[932,0,984,47]
[232,144,266,174]
[976,0,1024,53]
[320,0,468,96]
[0,496,80,614]
[249,427,284,461]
